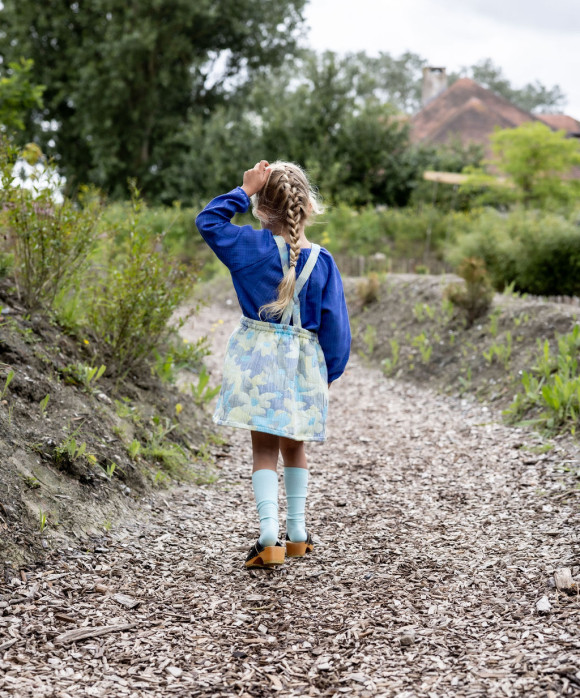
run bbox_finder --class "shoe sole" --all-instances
[285,540,314,558]
[245,545,285,568]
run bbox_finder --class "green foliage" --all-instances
[143,415,188,475]
[359,324,377,359]
[0,140,102,310]
[482,332,512,369]
[54,433,87,467]
[86,183,192,377]
[189,367,221,406]
[0,0,307,198]
[462,123,580,208]
[127,440,141,461]
[413,303,434,322]
[505,326,580,434]
[39,393,49,417]
[38,508,48,533]
[448,208,580,296]
[152,336,210,384]
[62,363,106,391]
[381,338,400,376]
[411,332,432,364]
[0,58,44,132]
[1,369,15,399]
[444,258,494,327]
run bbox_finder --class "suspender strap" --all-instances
[274,235,289,274]
[295,244,320,296]
[276,241,321,327]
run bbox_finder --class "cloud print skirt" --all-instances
[213,316,329,442]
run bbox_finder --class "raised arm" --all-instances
[195,161,273,271]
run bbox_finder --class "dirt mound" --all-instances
[348,273,579,413]
[0,279,214,569]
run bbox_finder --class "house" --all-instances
[411,67,580,151]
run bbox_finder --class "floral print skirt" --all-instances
[213,316,328,441]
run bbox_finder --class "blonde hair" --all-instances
[255,161,324,320]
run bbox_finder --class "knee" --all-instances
[279,438,304,460]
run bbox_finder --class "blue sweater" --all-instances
[195,187,351,383]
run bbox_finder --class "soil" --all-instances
[0,278,214,568]
[348,273,580,414]
[1,277,578,697]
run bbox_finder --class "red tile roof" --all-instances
[537,114,580,134]
[411,78,539,146]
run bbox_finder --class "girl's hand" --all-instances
[242,160,271,197]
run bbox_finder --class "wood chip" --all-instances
[54,623,137,645]
[112,593,141,609]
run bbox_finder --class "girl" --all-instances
[196,160,350,568]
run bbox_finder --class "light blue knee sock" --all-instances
[252,469,279,547]
[284,467,309,543]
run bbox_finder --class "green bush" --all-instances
[0,139,101,309]
[444,257,494,327]
[447,208,580,296]
[314,203,462,259]
[86,184,194,378]
[505,326,580,434]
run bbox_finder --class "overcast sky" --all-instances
[304,0,580,118]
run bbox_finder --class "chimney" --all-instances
[422,66,447,107]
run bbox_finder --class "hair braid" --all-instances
[257,162,323,320]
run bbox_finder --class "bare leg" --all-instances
[279,437,307,469]
[251,431,279,472]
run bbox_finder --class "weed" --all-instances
[62,363,106,391]
[483,332,512,369]
[488,309,502,338]
[39,394,50,417]
[114,397,142,425]
[153,470,170,487]
[363,324,377,356]
[1,369,15,399]
[381,338,400,376]
[103,520,113,532]
[514,312,529,327]
[521,443,553,454]
[440,299,455,323]
[128,439,141,460]
[39,508,48,532]
[54,428,88,467]
[104,461,117,478]
[413,303,434,322]
[21,474,41,489]
[189,366,221,406]
[143,415,188,475]
[458,366,472,394]
[412,332,432,364]
[505,326,580,434]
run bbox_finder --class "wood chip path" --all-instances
[1,299,579,697]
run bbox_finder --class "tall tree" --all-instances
[0,0,306,198]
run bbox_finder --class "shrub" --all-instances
[86,183,194,378]
[444,257,494,327]
[0,146,101,309]
[447,208,580,296]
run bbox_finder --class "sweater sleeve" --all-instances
[195,187,272,271]
[318,257,351,383]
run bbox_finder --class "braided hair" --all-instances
[255,162,323,320]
